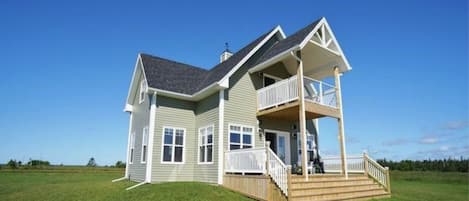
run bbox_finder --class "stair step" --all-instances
[292,179,374,188]
[291,175,368,182]
[290,184,382,196]
[290,189,388,201]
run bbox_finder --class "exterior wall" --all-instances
[151,95,196,182]
[194,93,219,183]
[128,71,149,182]
[224,64,264,150]
[261,62,291,80]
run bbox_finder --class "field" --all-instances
[0,167,467,201]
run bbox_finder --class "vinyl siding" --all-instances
[152,95,196,182]
[128,70,149,182]
[194,93,219,183]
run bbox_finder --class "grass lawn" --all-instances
[0,167,253,201]
[0,168,468,201]
[378,171,469,201]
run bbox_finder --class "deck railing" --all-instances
[321,153,391,193]
[257,75,337,111]
[224,143,289,196]
[364,153,391,192]
[322,155,365,173]
[224,148,266,174]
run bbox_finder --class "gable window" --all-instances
[162,127,185,163]
[139,80,146,104]
[129,132,135,164]
[229,124,254,150]
[141,126,149,163]
[297,133,315,163]
[198,125,214,164]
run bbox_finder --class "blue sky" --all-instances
[0,1,467,165]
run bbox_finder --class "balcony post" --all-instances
[295,51,308,181]
[334,66,348,179]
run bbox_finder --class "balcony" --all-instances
[256,75,340,120]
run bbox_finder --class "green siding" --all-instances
[194,93,219,183]
[152,96,196,182]
[128,67,149,182]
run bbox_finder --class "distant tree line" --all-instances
[2,158,126,169]
[377,157,469,172]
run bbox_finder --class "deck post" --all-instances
[287,166,292,197]
[385,167,391,193]
[295,51,309,181]
[334,66,348,179]
[363,152,369,176]
[265,141,270,175]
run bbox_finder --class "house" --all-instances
[122,17,391,200]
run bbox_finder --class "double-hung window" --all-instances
[129,132,135,164]
[229,124,254,150]
[198,125,214,164]
[162,127,185,163]
[141,126,149,163]
[139,80,146,104]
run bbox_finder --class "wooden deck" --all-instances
[223,174,287,201]
[256,99,340,121]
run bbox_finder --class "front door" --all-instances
[276,132,291,165]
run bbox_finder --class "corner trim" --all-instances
[145,92,157,183]
[125,112,133,178]
[217,89,225,184]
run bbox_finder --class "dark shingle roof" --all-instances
[139,18,322,96]
[140,54,208,95]
[254,18,322,66]
[140,27,275,95]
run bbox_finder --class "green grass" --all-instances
[0,168,468,201]
[0,167,253,201]
[377,171,469,201]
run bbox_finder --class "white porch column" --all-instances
[295,51,308,180]
[217,89,225,185]
[125,112,133,178]
[334,67,348,179]
[145,92,157,183]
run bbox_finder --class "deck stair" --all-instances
[289,174,390,201]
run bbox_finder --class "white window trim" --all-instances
[129,132,136,164]
[141,126,149,164]
[198,124,215,165]
[160,126,186,164]
[139,80,146,104]
[228,123,255,151]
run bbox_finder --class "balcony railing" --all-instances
[257,75,337,111]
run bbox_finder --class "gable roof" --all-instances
[254,18,322,66]
[140,27,277,95]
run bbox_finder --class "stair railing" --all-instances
[265,141,289,196]
[363,153,391,193]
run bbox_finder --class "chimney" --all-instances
[220,42,233,63]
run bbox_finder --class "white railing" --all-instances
[224,148,266,174]
[364,153,391,192]
[322,155,365,173]
[267,148,289,196]
[257,75,298,110]
[256,75,337,111]
[303,77,337,108]
[224,144,289,196]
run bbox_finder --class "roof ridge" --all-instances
[139,53,208,72]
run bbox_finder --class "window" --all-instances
[129,132,135,164]
[229,124,254,150]
[198,125,214,164]
[139,80,146,104]
[161,127,185,163]
[297,133,315,162]
[141,127,149,163]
